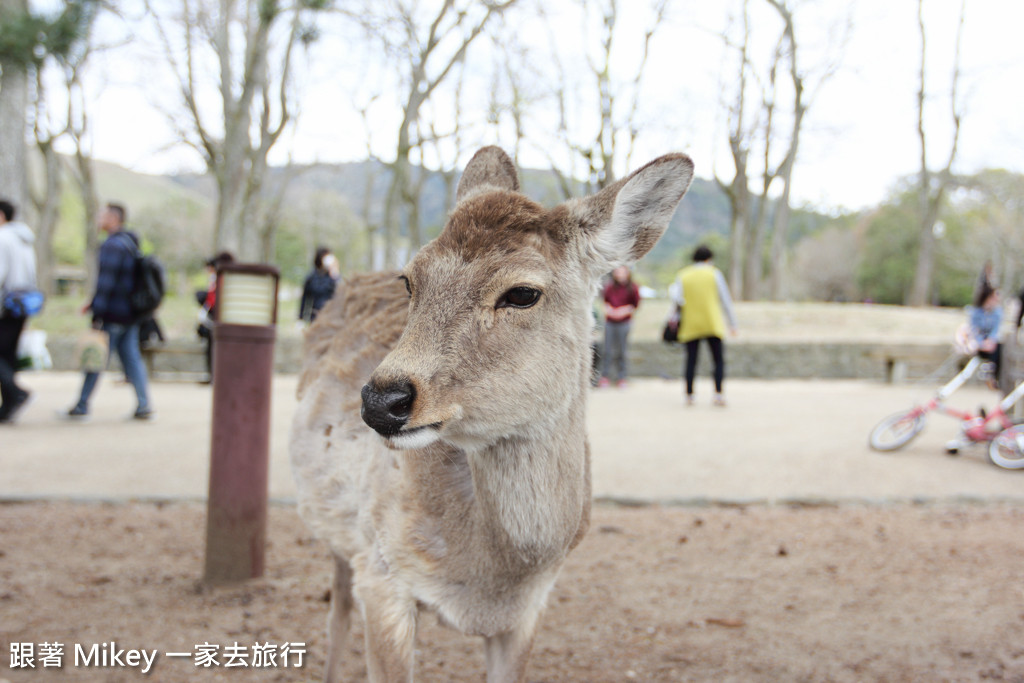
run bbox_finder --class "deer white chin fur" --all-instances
[384,425,442,450]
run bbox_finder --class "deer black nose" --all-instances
[361,380,415,437]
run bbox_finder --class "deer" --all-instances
[289,146,694,682]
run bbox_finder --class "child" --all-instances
[969,283,1003,388]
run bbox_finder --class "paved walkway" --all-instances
[2,372,1022,504]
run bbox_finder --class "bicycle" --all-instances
[990,422,1024,470]
[870,355,1024,465]
[868,355,983,450]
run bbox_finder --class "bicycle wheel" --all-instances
[869,410,927,451]
[989,426,1024,470]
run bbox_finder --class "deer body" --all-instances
[290,147,694,682]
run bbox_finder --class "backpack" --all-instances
[124,233,165,316]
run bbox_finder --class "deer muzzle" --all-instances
[360,379,415,437]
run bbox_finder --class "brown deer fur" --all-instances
[290,146,694,682]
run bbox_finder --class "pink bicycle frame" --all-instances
[908,356,983,422]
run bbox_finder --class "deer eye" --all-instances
[398,275,412,297]
[497,286,541,310]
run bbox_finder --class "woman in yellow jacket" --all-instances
[671,245,738,406]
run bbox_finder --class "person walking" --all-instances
[672,244,738,407]
[299,246,340,323]
[599,265,641,388]
[67,203,154,420]
[0,200,38,423]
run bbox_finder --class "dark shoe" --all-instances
[65,405,89,420]
[133,407,155,421]
[2,391,31,422]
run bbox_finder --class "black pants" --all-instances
[0,314,27,415]
[979,345,1002,383]
[684,336,725,395]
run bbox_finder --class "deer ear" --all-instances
[456,146,521,204]
[571,153,694,273]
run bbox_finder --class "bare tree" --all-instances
[715,0,754,296]
[144,0,324,261]
[763,0,845,300]
[347,0,515,268]
[29,68,63,296]
[0,0,100,291]
[354,98,384,270]
[419,61,470,236]
[958,171,1024,293]
[763,0,805,300]
[487,13,541,169]
[716,0,844,300]
[0,0,30,214]
[37,3,103,293]
[742,28,785,300]
[565,0,670,192]
[906,0,965,306]
[790,223,859,302]
[539,10,586,200]
[65,80,101,291]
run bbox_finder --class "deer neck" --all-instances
[465,389,590,567]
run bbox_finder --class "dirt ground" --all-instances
[3,501,1024,682]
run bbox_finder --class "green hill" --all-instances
[70,157,831,288]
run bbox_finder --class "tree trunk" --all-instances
[765,0,806,302]
[907,0,964,306]
[728,209,745,296]
[31,141,61,296]
[405,165,423,255]
[360,162,378,271]
[723,149,750,298]
[382,155,409,269]
[908,185,943,306]
[69,143,100,291]
[768,179,794,300]
[383,82,422,268]
[743,191,770,300]
[0,43,29,214]
[726,181,749,297]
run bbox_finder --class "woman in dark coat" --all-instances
[299,246,340,323]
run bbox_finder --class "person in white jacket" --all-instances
[0,199,38,423]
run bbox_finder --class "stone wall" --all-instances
[43,334,956,383]
[629,340,952,382]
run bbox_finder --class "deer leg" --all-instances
[354,554,417,683]
[324,554,354,683]
[484,623,537,683]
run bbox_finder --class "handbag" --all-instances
[662,318,679,343]
[2,288,45,317]
[662,306,681,344]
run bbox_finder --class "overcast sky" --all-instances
[65,0,1024,213]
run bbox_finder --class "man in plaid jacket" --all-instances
[67,203,153,420]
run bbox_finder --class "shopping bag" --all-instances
[75,328,109,373]
[16,329,52,370]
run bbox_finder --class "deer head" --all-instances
[361,146,694,452]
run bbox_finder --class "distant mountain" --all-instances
[167,159,733,266]
[141,157,839,278]
[92,158,212,210]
